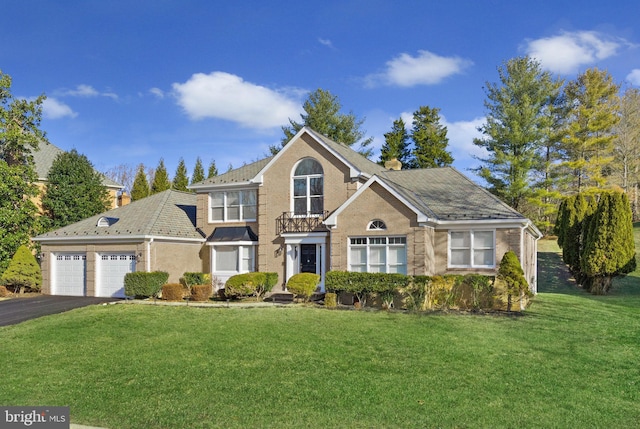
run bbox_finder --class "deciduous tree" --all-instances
[612,88,640,218]
[41,149,110,230]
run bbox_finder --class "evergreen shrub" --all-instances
[0,245,42,293]
[124,271,169,298]
[191,284,213,301]
[286,273,320,302]
[225,273,265,299]
[162,283,184,301]
[324,292,337,308]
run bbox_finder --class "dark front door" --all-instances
[300,244,317,274]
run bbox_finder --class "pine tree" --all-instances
[150,159,171,195]
[172,158,189,192]
[207,160,218,178]
[41,149,110,230]
[130,164,150,201]
[191,157,205,185]
[411,106,453,168]
[581,190,636,294]
[277,88,373,157]
[1,245,42,293]
[379,118,412,168]
[562,68,620,193]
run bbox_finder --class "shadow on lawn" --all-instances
[537,251,580,295]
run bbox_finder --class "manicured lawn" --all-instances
[1,235,639,428]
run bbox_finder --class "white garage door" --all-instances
[96,253,136,298]
[52,253,86,296]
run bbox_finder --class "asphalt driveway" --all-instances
[0,295,120,327]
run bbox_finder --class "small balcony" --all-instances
[276,211,329,235]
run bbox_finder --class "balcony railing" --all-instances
[276,211,329,235]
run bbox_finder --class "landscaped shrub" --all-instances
[326,271,410,308]
[162,283,184,301]
[191,284,212,302]
[429,275,458,309]
[402,276,432,311]
[324,292,337,308]
[0,245,42,293]
[286,273,320,302]
[224,273,264,299]
[497,251,530,312]
[181,272,212,288]
[0,285,9,297]
[459,274,494,310]
[124,271,169,298]
[262,272,279,297]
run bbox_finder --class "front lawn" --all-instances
[1,232,639,428]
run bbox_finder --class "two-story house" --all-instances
[34,127,541,298]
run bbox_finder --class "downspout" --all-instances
[146,238,154,272]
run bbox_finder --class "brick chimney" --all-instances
[117,191,131,207]
[384,158,402,171]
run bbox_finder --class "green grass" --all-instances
[2,232,640,428]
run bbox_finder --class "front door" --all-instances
[300,244,317,273]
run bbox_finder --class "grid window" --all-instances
[449,230,495,268]
[209,190,257,222]
[349,236,406,274]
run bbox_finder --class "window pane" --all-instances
[370,237,386,245]
[293,178,306,197]
[450,231,470,248]
[295,159,323,176]
[243,190,256,205]
[294,198,306,215]
[210,192,224,206]
[240,247,255,272]
[473,249,494,266]
[474,231,494,248]
[215,246,237,271]
[310,177,323,195]
[227,191,240,206]
[310,196,323,214]
[227,206,240,220]
[451,249,470,266]
[211,207,224,221]
[369,247,386,264]
[388,247,406,265]
[350,247,366,265]
[243,205,257,220]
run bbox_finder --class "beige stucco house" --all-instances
[34,127,541,298]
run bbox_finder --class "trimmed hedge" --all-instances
[325,271,410,308]
[181,272,212,288]
[191,284,213,302]
[286,273,320,302]
[162,283,184,301]
[124,271,169,298]
[1,245,42,293]
[224,272,278,300]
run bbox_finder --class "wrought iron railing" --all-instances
[276,211,329,234]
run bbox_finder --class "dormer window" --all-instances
[292,158,324,216]
[97,216,117,227]
[368,220,387,230]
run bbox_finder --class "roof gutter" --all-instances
[33,234,206,244]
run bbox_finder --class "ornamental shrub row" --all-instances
[124,271,169,298]
[325,271,497,311]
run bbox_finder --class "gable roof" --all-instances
[32,141,123,189]
[189,157,273,189]
[34,190,202,242]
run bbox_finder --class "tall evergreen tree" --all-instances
[556,193,597,284]
[276,88,373,157]
[562,68,620,193]
[379,118,412,167]
[0,71,43,274]
[130,164,150,201]
[191,157,205,185]
[474,56,562,211]
[581,190,636,294]
[41,149,110,230]
[150,158,171,195]
[411,106,453,168]
[207,160,218,178]
[172,158,189,192]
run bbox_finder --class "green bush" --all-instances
[162,283,184,301]
[0,245,42,293]
[191,284,212,301]
[124,271,169,298]
[263,272,279,296]
[181,272,211,288]
[225,273,263,299]
[498,251,530,312]
[326,271,410,308]
[324,292,337,308]
[286,273,320,302]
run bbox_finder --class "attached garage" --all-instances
[51,253,86,296]
[96,253,136,298]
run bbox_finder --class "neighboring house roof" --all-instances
[34,190,202,242]
[190,157,273,188]
[31,141,123,189]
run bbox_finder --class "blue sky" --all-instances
[2,0,639,186]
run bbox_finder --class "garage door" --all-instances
[96,253,136,298]
[52,253,86,296]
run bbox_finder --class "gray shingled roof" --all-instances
[192,157,273,186]
[378,167,524,221]
[31,141,123,189]
[35,190,202,240]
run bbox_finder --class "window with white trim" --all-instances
[213,245,255,272]
[349,236,407,274]
[209,190,257,222]
[292,158,323,216]
[449,230,495,268]
[368,220,387,230]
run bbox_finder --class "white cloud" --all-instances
[318,38,334,49]
[172,71,304,129]
[626,69,640,86]
[149,87,165,98]
[441,116,487,166]
[524,31,623,74]
[59,84,118,100]
[365,50,473,87]
[42,97,78,119]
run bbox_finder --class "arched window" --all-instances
[368,220,387,230]
[292,158,324,216]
